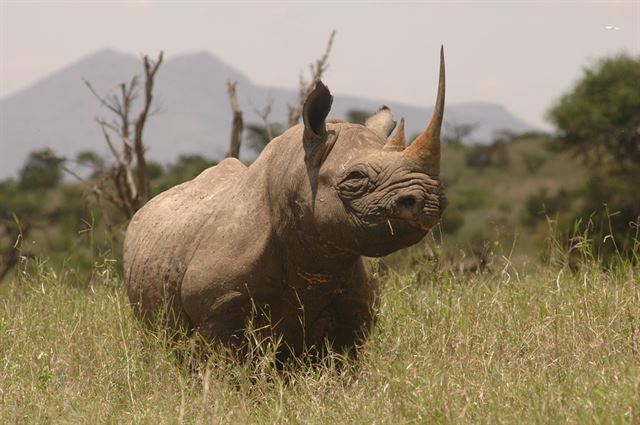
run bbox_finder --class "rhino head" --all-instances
[282,47,447,258]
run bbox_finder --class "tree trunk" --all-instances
[226,81,244,159]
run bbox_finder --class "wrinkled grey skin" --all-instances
[124,51,447,359]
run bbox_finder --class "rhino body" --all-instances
[124,127,377,355]
[124,50,447,357]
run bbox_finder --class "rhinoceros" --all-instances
[124,48,447,359]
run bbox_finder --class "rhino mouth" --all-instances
[390,207,441,231]
[388,198,444,232]
[359,211,439,234]
[356,216,431,256]
[388,214,439,233]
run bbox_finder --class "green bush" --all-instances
[452,187,489,211]
[522,188,572,226]
[520,152,546,174]
[440,208,464,235]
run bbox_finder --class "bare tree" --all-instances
[253,93,276,142]
[287,30,336,128]
[226,80,244,159]
[62,51,163,219]
[226,30,335,160]
[244,93,287,153]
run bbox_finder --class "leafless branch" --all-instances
[226,80,244,159]
[98,123,138,202]
[63,51,164,219]
[133,52,163,203]
[84,80,122,116]
[252,93,276,141]
[96,119,135,150]
[56,159,126,210]
[60,161,95,188]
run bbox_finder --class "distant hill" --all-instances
[0,49,534,178]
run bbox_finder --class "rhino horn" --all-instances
[303,80,333,138]
[365,105,396,138]
[405,46,445,173]
[383,117,406,151]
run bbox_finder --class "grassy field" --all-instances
[1,251,639,424]
[1,135,637,423]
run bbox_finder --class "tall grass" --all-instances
[1,248,639,423]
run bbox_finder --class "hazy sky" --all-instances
[1,1,638,128]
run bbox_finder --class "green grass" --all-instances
[1,254,639,424]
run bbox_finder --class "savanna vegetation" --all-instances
[1,241,639,423]
[1,52,638,423]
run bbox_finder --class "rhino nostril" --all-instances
[397,195,417,211]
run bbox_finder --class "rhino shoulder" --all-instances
[191,157,247,188]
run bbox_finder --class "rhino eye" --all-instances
[345,170,367,181]
[338,169,370,199]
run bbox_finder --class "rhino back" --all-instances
[123,158,248,323]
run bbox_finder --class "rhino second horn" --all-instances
[383,117,406,151]
[365,105,396,138]
[405,46,446,173]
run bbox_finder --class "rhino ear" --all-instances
[365,106,396,138]
[303,80,333,138]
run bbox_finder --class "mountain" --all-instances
[0,49,534,179]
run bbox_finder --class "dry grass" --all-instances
[1,254,639,424]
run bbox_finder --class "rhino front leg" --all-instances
[328,297,375,354]
[325,260,378,355]
[188,291,252,351]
